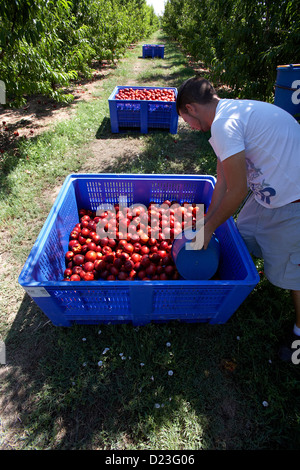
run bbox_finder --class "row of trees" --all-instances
[0,0,159,106]
[162,0,300,101]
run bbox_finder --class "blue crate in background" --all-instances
[143,44,164,58]
[108,86,178,134]
[18,173,260,327]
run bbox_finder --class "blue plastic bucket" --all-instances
[274,64,300,122]
[171,228,220,280]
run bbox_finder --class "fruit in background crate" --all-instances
[62,201,201,282]
[115,88,175,102]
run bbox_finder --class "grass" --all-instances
[1,30,300,450]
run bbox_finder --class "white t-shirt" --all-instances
[209,99,300,208]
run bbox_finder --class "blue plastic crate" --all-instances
[108,86,178,134]
[18,174,260,327]
[142,44,164,58]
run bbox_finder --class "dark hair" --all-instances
[176,76,217,115]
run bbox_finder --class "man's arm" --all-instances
[203,150,248,249]
[205,158,227,222]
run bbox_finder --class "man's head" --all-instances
[176,76,219,132]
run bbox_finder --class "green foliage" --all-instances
[162,0,300,101]
[0,0,159,106]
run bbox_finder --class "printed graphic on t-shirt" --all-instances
[246,158,276,205]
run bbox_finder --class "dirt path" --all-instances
[81,52,156,173]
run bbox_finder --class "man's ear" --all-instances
[185,103,197,115]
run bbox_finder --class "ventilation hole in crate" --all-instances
[117,103,140,128]
[150,181,200,204]
[39,232,65,281]
[58,190,79,233]
[86,181,104,211]
[52,288,131,315]
[152,287,231,315]
[85,181,133,211]
[103,180,134,206]
[117,103,141,113]
[181,184,198,203]
[150,181,180,203]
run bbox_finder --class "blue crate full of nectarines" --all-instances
[108,86,178,134]
[18,173,259,327]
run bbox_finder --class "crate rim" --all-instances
[65,172,216,181]
[143,44,164,47]
[19,277,259,289]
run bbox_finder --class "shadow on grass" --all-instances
[1,287,257,450]
[0,131,42,199]
[5,276,300,450]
